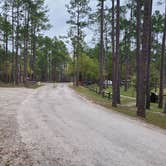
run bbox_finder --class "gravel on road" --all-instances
[0,83,166,166]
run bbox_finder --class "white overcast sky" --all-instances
[44,0,70,38]
[44,0,165,49]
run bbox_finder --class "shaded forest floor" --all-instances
[71,85,166,129]
[0,81,42,89]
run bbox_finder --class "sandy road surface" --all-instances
[0,87,34,166]
[1,83,166,166]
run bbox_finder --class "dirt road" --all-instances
[0,83,166,166]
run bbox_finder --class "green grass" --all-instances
[150,103,163,112]
[106,86,136,98]
[71,85,166,129]
[88,84,136,98]
[90,84,166,98]
[85,84,136,103]
[82,84,135,104]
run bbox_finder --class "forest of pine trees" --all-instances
[66,0,166,117]
[0,0,166,117]
[0,0,70,84]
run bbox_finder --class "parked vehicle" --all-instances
[104,80,112,86]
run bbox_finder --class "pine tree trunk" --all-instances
[112,0,117,107]
[31,27,36,81]
[5,16,9,83]
[75,8,80,87]
[116,0,120,104]
[136,0,141,107]
[15,5,19,85]
[146,0,153,109]
[124,30,129,92]
[137,0,151,117]
[73,43,77,86]
[99,0,104,93]
[159,4,166,109]
[23,11,29,84]
[164,101,166,113]
[51,59,55,82]
[125,6,133,92]
[11,3,15,84]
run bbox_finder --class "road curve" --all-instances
[17,83,166,166]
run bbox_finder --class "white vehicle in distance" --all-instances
[104,80,112,86]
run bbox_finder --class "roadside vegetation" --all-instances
[67,0,166,118]
[71,85,166,129]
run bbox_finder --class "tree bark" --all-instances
[4,15,9,82]
[31,26,36,81]
[137,0,151,117]
[23,9,29,84]
[75,6,80,87]
[164,100,166,113]
[73,39,77,86]
[11,2,15,84]
[125,5,133,92]
[146,0,153,109]
[136,0,141,107]
[15,4,19,85]
[116,0,120,104]
[159,3,166,109]
[112,0,117,107]
[124,29,129,92]
[99,0,104,94]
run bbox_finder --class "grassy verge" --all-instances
[89,84,166,98]
[71,85,166,129]
[84,84,135,104]
[107,86,136,98]
[88,84,136,98]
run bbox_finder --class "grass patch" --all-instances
[146,111,166,129]
[90,84,166,98]
[71,85,166,129]
[88,84,136,98]
[76,85,135,104]
[150,103,163,113]
[106,86,136,98]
